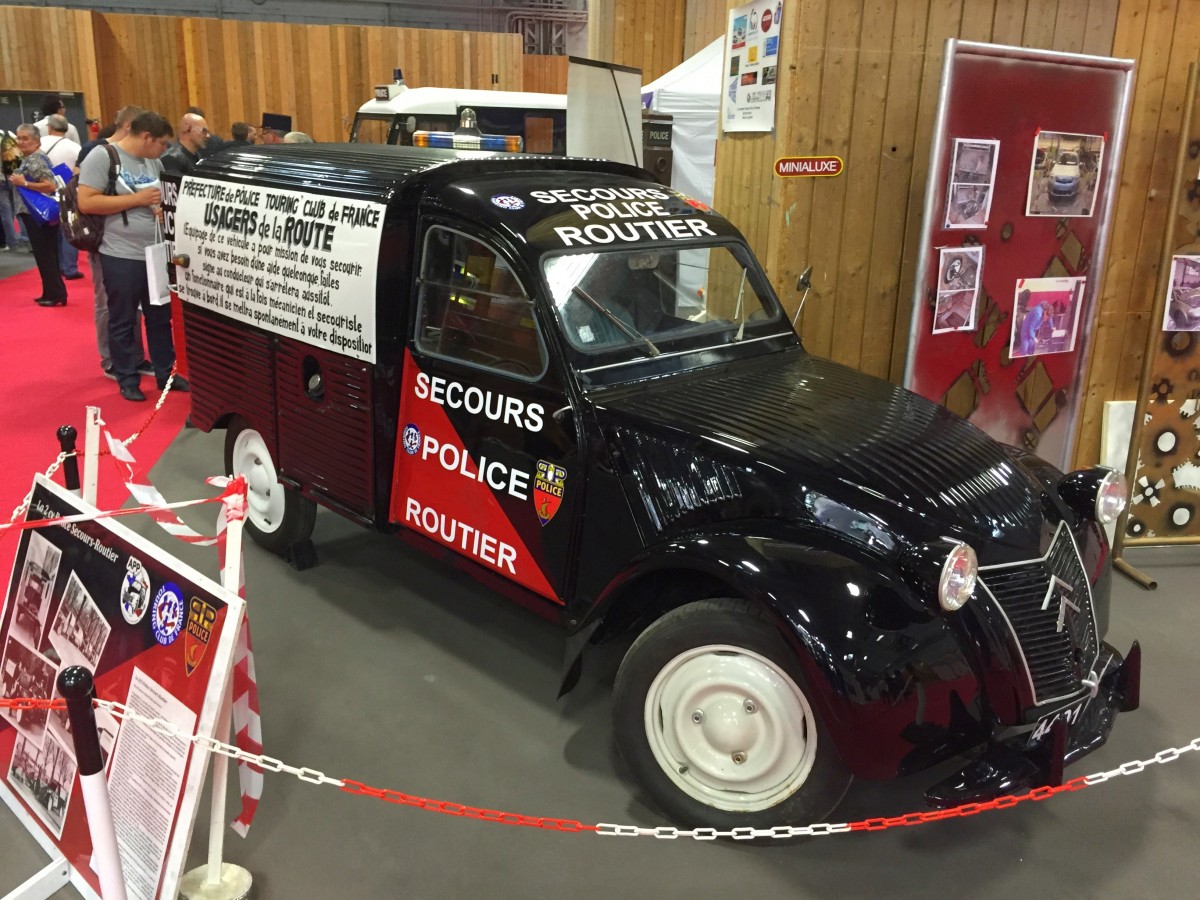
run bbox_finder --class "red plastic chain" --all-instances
[845,777,1091,831]
[0,697,67,712]
[339,779,599,833]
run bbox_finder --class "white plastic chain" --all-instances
[5,451,73,528]
[90,696,1200,840]
[97,699,345,789]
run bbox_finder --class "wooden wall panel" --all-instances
[92,13,188,129]
[589,0,687,82]
[684,0,729,57]
[1074,0,1198,468]
[1,7,525,141]
[3,2,1195,470]
[523,55,569,95]
[0,7,101,118]
[707,0,1191,467]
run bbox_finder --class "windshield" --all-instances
[542,244,786,369]
[1058,152,1079,166]
[351,116,393,144]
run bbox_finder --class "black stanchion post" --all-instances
[57,425,80,493]
[57,666,128,900]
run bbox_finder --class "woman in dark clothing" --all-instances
[10,124,66,306]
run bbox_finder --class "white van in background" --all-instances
[350,78,566,155]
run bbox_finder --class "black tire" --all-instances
[223,416,317,555]
[613,598,852,830]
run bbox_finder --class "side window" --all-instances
[415,227,548,379]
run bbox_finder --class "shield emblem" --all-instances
[534,460,567,525]
[184,597,217,676]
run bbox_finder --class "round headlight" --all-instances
[1095,469,1129,525]
[939,542,978,612]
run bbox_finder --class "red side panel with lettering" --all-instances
[388,350,558,601]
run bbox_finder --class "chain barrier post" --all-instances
[56,426,80,494]
[58,666,128,900]
[179,506,252,900]
[82,406,101,506]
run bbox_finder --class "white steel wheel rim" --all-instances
[643,643,817,813]
[231,429,285,535]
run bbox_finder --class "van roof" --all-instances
[195,144,650,206]
[355,86,566,117]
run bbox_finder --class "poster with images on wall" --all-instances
[1163,255,1200,332]
[1026,131,1105,218]
[944,138,998,229]
[1009,276,1086,358]
[722,0,783,133]
[932,246,984,333]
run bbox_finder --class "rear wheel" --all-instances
[223,417,316,554]
[613,598,851,830]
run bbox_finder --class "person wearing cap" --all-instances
[260,113,291,145]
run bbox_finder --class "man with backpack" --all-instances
[71,106,148,381]
[77,111,184,403]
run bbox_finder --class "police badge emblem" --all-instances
[534,460,567,525]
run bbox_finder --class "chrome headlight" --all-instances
[1095,469,1129,525]
[938,542,977,612]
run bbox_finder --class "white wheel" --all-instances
[223,417,316,554]
[644,644,817,812]
[613,598,851,829]
[230,427,287,536]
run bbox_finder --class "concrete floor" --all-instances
[2,424,1198,898]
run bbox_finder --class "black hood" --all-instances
[595,349,1057,559]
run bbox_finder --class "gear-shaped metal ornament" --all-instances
[1151,378,1174,403]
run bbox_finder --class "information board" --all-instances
[0,476,244,900]
[173,175,387,364]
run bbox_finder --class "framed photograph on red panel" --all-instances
[903,41,1135,468]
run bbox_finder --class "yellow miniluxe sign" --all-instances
[774,156,844,177]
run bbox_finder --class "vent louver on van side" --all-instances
[184,306,276,442]
[610,428,743,531]
[275,340,375,520]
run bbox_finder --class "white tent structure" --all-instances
[642,38,724,206]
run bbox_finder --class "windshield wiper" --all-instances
[571,285,660,357]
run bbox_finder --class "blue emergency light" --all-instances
[412,131,523,152]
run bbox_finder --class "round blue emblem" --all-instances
[402,423,421,455]
[491,194,525,211]
[151,583,184,646]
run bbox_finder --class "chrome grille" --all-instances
[978,522,1099,706]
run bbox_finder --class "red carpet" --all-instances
[0,255,191,572]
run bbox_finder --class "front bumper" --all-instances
[925,639,1140,808]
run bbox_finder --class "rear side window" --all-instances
[414,227,547,379]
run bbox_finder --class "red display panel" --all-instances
[904,42,1134,469]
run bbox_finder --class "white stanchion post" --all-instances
[57,666,127,900]
[82,406,101,506]
[79,772,127,900]
[179,500,251,900]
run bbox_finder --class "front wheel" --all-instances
[223,416,316,555]
[613,598,851,830]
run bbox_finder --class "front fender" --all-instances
[575,527,991,780]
